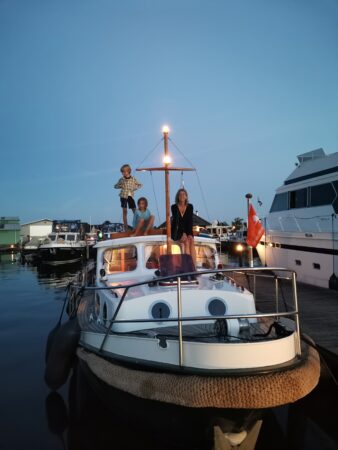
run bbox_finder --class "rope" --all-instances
[150,171,161,225]
[169,137,211,222]
[136,138,163,169]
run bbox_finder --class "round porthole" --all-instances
[208,298,226,316]
[151,302,170,319]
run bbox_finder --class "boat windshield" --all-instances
[145,244,181,270]
[49,234,57,241]
[195,244,216,269]
[66,234,76,241]
[103,245,137,274]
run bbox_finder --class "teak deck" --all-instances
[230,270,338,355]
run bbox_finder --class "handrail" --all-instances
[74,266,302,361]
[71,267,297,292]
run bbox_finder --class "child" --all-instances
[114,164,142,231]
[132,197,155,236]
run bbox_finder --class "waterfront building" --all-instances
[20,219,53,240]
[0,217,20,251]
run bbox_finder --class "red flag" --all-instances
[246,204,264,248]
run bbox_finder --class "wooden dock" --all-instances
[229,269,338,355]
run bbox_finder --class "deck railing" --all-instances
[71,267,302,367]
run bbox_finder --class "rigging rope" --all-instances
[169,137,211,222]
[136,138,163,169]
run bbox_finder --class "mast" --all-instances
[136,126,195,255]
[163,126,171,253]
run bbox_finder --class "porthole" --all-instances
[150,302,171,319]
[208,298,226,316]
[295,260,301,266]
[313,263,321,270]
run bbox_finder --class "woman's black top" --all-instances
[171,203,194,240]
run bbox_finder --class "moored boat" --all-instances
[45,127,321,448]
[257,148,338,290]
[39,231,87,265]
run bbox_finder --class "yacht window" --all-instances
[66,234,76,241]
[289,188,307,209]
[313,263,320,270]
[145,244,181,269]
[58,234,66,241]
[295,260,301,266]
[270,192,288,212]
[49,235,57,241]
[103,246,137,274]
[195,245,216,269]
[310,183,335,207]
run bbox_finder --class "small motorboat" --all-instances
[39,231,87,265]
[45,127,320,449]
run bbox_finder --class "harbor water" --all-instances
[0,253,337,450]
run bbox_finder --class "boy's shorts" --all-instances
[121,196,136,209]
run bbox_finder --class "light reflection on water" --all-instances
[0,254,337,450]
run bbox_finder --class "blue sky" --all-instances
[1,0,338,226]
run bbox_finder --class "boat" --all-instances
[257,148,338,290]
[39,221,88,265]
[45,128,320,448]
[21,236,48,264]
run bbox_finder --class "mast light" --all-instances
[163,154,171,165]
[162,125,170,134]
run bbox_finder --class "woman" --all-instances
[171,188,196,266]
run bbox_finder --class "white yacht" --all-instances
[257,148,338,290]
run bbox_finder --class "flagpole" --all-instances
[245,193,254,268]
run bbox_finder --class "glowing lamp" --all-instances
[236,244,244,252]
[162,125,170,134]
[163,154,171,165]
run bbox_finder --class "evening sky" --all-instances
[1,0,338,226]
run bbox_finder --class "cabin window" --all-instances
[103,246,137,274]
[313,263,320,270]
[145,244,181,270]
[289,188,308,209]
[310,183,335,207]
[66,234,76,241]
[58,234,66,241]
[50,235,56,241]
[295,260,301,266]
[270,192,288,212]
[195,245,216,269]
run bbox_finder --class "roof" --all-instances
[21,219,53,226]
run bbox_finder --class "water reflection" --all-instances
[36,262,83,288]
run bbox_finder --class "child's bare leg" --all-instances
[122,208,128,231]
[131,219,145,236]
[144,215,154,235]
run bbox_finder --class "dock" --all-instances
[229,269,338,355]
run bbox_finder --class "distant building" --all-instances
[0,217,20,250]
[20,219,53,239]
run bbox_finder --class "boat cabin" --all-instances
[96,234,219,282]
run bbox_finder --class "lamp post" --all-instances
[246,193,254,268]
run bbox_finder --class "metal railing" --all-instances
[72,267,302,367]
